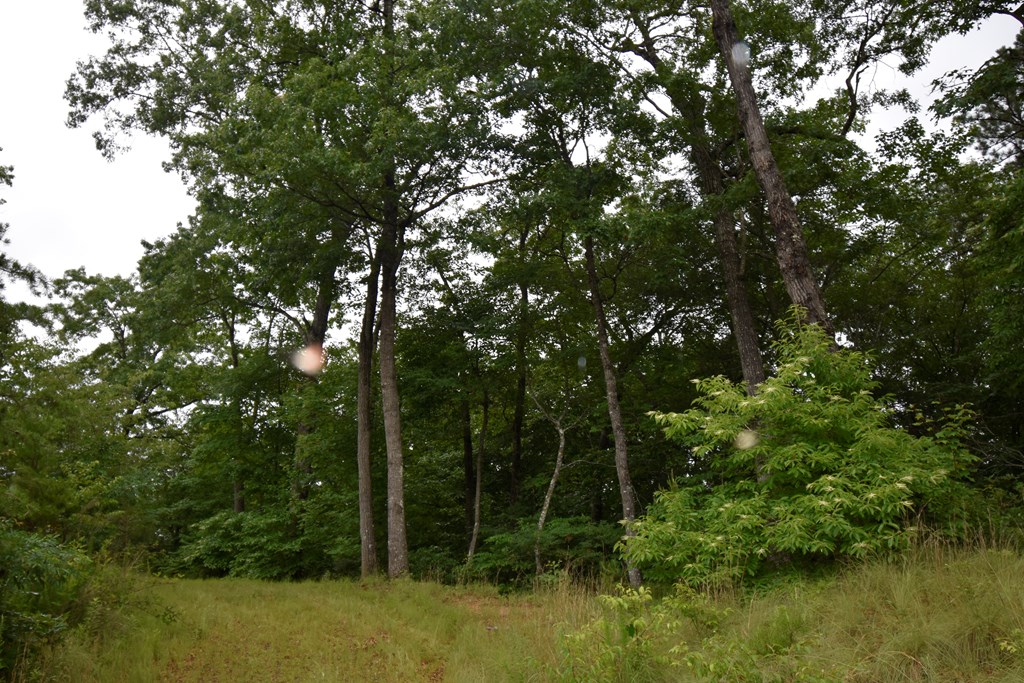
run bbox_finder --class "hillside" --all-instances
[27,544,1024,682]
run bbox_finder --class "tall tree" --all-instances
[710,0,833,335]
[68,0,496,577]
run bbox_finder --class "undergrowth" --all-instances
[560,538,1024,682]
[11,540,1024,681]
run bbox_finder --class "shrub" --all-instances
[467,516,622,585]
[172,509,304,579]
[624,316,976,587]
[0,521,92,677]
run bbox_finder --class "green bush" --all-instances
[467,516,622,585]
[0,521,92,678]
[625,317,976,587]
[172,509,304,579]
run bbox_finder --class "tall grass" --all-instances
[561,537,1024,682]
[21,540,1024,682]
[28,572,598,682]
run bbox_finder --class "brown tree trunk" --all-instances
[467,391,489,562]
[379,197,408,578]
[628,29,766,394]
[584,235,642,589]
[710,0,834,336]
[462,397,475,542]
[511,278,529,503]
[377,0,408,578]
[292,272,335,506]
[356,248,381,577]
[692,145,767,395]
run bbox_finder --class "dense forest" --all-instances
[3,0,1024,676]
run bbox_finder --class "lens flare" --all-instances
[292,343,324,375]
[735,429,759,450]
[732,40,751,67]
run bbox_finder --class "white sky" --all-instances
[0,2,1019,305]
[0,1,196,301]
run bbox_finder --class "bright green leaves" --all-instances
[626,315,976,586]
[0,522,92,675]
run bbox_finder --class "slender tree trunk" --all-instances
[377,0,408,580]
[356,249,382,577]
[292,272,334,507]
[467,391,489,562]
[224,312,247,513]
[511,279,529,504]
[692,145,767,395]
[710,0,834,336]
[462,397,475,542]
[630,33,766,394]
[379,213,408,578]
[584,235,642,588]
[535,419,566,576]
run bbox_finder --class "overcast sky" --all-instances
[0,2,1020,305]
[0,1,195,303]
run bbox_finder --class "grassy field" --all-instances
[35,576,592,682]
[25,542,1024,682]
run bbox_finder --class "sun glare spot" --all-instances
[292,343,325,375]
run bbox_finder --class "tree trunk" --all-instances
[379,210,408,578]
[292,271,335,506]
[511,278,529,504]
[710,0,834,336]
[584,235,642,588]
[467,391,489,562]
[461,397,475,542]
[691,144,767,395]
[356,248,382,577]
[630,31,766,394]
[535,420,566,576]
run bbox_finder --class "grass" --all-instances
[564,539,1024,682]
[32,575,596,682]
[23,540,1024,682]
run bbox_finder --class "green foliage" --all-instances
[468,517,622,585]
[559,586,678,682]
[626,315,976,587]
[171,510,304,580]
[0,522,92,677]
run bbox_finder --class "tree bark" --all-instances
[692,144,767,395]
[378,0,408,579]
[356,247,381,577]
[628,27,766,394]
[511,278,529,504]
[584,235,642,589]
[379,207,408,578]
[292,271,335,506]
[467,391,489,562]
[710,0,834,337]
[461,397,475,542]
[534,407,567,576]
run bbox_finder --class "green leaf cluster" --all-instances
[625,314,976,587]
[0,522,92,675]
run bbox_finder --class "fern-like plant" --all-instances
[624,315,975,587]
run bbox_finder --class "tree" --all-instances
[0,151,45,358]
[68,0,496,577]
[710,0,833,336]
